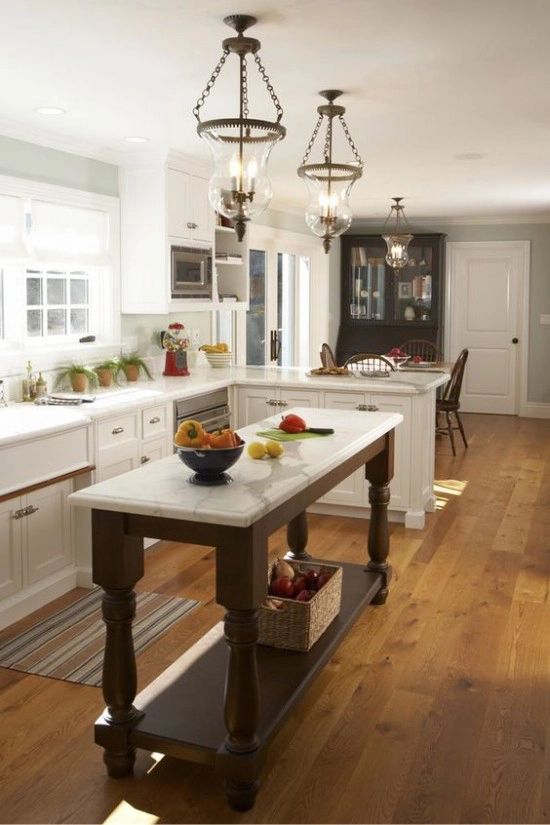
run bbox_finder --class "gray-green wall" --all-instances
[0,135,118,195]
[336,221,550,404]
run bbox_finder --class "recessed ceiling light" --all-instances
[455,152,485,161]
[35,106,66,115]
[124,136,149,143]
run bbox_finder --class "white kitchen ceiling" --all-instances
[1,0,549,220]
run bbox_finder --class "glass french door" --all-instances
[239,235,312,368]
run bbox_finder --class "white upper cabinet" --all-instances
[166,168,212,244]
[120,156,215,314]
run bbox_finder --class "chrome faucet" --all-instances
[0,380,7,407]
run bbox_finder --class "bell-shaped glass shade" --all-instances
[383,233,413,269]
[200,128,280,221]
[303,175,353,243]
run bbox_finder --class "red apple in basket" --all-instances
[296,589,314,602]
[304,569,319,591]
[270,577,295,598]
[292,576,307,595]
[317,572,332,590]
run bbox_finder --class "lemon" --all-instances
[265,440,284,458]
[247,441,267,460]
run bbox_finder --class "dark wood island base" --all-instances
[90,429,395,811]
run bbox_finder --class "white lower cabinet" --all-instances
[140,436,169,465]
[369,394,411,509]
[24,480,72,584]
[321,391,369,507]
[237,386,278,427]
[0,478,73,611]
[0,500,23,600]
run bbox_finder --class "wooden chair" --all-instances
[436,349,469,456]
[399,339,442,362]
[344,353,396,373]
[320,343,337,369]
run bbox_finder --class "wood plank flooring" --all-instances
[1,413,549,824]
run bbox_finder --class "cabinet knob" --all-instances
[112,426,124,435]
[141,456,151,464]
[512,337,519,344]
[149,416,161,424]
[186,222,198,229]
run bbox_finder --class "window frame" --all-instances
[0,174,120,374]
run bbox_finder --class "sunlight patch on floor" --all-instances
[434,478,468,509]
[103,801,159,825]
[146,751,165,775]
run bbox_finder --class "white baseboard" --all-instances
[0,567,77,631]
[76,567,94,588]
[307,502,406,525]
[523,402,550,419]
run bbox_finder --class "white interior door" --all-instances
[446,241,529,414]
[237,226,328,368]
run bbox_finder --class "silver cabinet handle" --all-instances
[277,400,288,407]
[367,405,379,411]
[141,456,151,464]
[112,426,124,435]
[186,221,198,229]
[149,416,161,424]
[356,404,379,411]
[13,505,39,519]
[266,399,278,407]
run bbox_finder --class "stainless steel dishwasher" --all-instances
[174,388,231,435]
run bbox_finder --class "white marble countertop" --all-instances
[68,407,403,528]
[0,365,448,448]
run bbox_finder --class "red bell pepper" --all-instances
[279,414,307,434]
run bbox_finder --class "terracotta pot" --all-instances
[124,364,140,382]
[71,373,88,393]
[96,368,113,388]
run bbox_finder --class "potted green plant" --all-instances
[118,352,153,383]
[94,358,120,388]
[55,363,98,393]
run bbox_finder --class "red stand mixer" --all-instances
[161,322,190,376]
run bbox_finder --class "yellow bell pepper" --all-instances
[175,419,206,448]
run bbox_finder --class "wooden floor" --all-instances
[1,413,550,824]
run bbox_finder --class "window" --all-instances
[0,177,119,359]
[26,269,90,339]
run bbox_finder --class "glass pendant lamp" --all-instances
[382,197,413,270]
[297,90,363,253]
[193,14,286,242]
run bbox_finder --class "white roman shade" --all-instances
[0,194,28,259]
[29,200,110,265]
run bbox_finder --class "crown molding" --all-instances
[352,212,550,227]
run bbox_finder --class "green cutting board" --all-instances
[256,428,325,442]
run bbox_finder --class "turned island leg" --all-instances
[92,510,144,777]
[216,531,267,811]
[285,511,311,561]
[365,431,394,605]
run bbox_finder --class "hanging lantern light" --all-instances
[297,90,363,253]
[193,14,286,242]
[382,197,413,270]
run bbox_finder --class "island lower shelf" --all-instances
[102,561,382,766]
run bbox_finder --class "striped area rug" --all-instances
[0,588,199,687]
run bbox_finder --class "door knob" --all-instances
[512,337,519,344]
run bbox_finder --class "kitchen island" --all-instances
[69,407,402,811]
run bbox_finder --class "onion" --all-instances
[273,559,296,581]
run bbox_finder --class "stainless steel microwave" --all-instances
[171,244,213,299]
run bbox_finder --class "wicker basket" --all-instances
[258,561,343,652]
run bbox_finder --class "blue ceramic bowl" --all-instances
[174,441,245,485]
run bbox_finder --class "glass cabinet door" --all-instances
[349,246,386,320]
[393,243,433,322]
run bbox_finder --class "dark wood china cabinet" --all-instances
[336,233,446,364]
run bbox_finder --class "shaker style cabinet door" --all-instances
[236,387,278,427]
[278,388,321,412]
[190,174,213,243]
[166,167,191,239]
[0,498,23,599]
[23,480,72,585]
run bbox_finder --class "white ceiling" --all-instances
[1,0,550,220]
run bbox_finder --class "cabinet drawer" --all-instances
[97,413,138,450]
[142,404,167,439]
[323,391,366,411]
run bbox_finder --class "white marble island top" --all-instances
[69,408,402,528]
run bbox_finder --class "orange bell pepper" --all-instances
[209,429,237,449]
[176,419,206,448]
